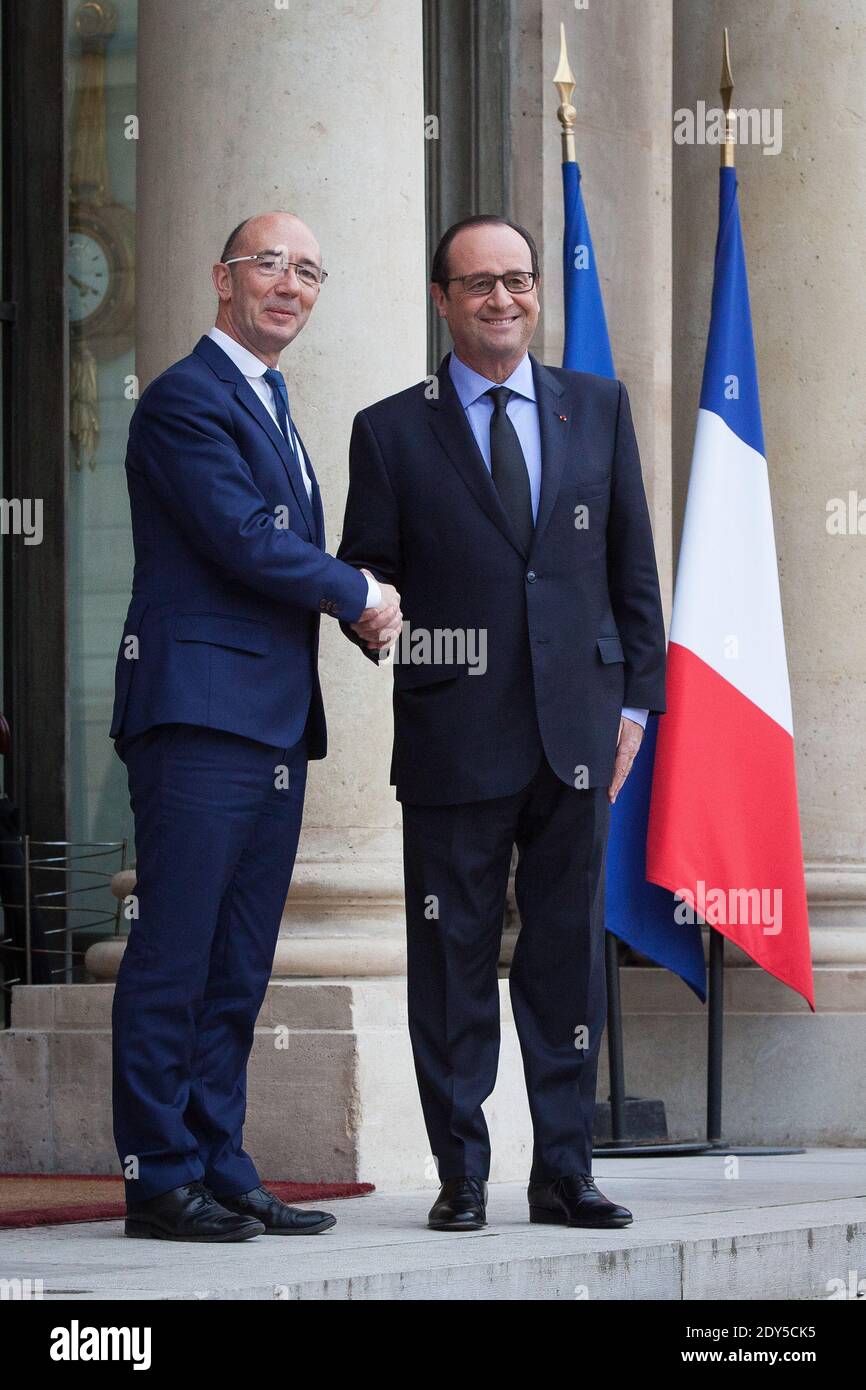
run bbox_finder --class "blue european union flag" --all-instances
[561,157,706,1001]
[561,162,615,379]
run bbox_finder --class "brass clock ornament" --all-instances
[69,0,135,468]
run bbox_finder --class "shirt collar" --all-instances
[448,350,535,408]
[208,326,272,380]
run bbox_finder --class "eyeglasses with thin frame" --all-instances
[223,250,328,287]
[439,270,538,297]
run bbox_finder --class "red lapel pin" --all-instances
[558,414,568,422]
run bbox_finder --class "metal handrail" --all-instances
[0,837,128,1001]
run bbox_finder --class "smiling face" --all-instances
[430,222,540,382]
[211,212,324,366]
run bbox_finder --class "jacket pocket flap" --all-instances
[391,660,464,690]
[597,635,625,664]
[174,614,271,655]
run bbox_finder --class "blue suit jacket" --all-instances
[110,334,369,756]
[338,354,667,803]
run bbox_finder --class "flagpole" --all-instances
[554,21,631,1149]
[554,25,702,1157]
[702,31,800,1156]
[553,22,577,164]
[705,26,736,1150]
[720,27,735,169]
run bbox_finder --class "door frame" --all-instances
[423,0,513,371]
[2,0,69,842]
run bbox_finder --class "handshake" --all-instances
[354,569,403,652]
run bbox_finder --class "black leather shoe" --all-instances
[527,1174,632,1228]
[217,1185,336,1234]
[125,1180,265,1242]
[428,1177,487,1231]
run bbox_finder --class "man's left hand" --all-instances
[608,716,644,804]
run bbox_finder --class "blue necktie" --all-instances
[263,366,318,540]
[263,367,297,460]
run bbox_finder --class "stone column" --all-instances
[673,0,866,965]
[131,0,427,976]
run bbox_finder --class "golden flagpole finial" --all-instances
[720,27,735,168]
[553,21,577,164]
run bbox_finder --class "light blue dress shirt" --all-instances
[448,351,648,731]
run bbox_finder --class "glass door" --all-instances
[66,0,137,850]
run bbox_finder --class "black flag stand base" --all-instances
[592,926,804,1159]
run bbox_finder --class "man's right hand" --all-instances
[353,573,402,651]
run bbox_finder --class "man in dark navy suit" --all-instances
[110,211,401,1242]
[338,215,666,1232]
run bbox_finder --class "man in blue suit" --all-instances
[110,211,401,1241]
[339,216,666,1233]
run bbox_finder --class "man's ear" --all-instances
[212,263,232,302]
[430,281,448,320]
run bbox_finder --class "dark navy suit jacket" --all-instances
[110,333,369,756]
[338,353,667,804]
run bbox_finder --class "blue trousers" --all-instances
[402,759,610,1183]
[112,722,307,1202]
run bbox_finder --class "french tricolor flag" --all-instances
[647,166,815,1011]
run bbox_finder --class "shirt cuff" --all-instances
[621,707,649,729]
[364,574,382,609]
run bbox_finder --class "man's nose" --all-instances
[273,267,302,295]
[486,282,515,310]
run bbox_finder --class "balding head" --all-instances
[212,211,325,366]
[219,211,316,264]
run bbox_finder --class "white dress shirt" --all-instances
[207,326,381,610]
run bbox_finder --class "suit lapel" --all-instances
[530,355,575,554]
[426,354,528,560]
[233,379,317,541]
[193,335,316,542]
[294,428,325,548]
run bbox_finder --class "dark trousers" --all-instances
[112,722,307,1203]
[402,758,610,1183]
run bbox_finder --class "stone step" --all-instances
[2,1154,865,1300]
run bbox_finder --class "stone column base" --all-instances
[2,966,866,1188]
[0,980,533,1187]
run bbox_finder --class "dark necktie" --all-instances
[486,387,534,552]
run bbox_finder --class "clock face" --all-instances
[68,230,111,324]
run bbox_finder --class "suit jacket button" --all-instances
[319,598,328,610]
[526,570,537,583]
